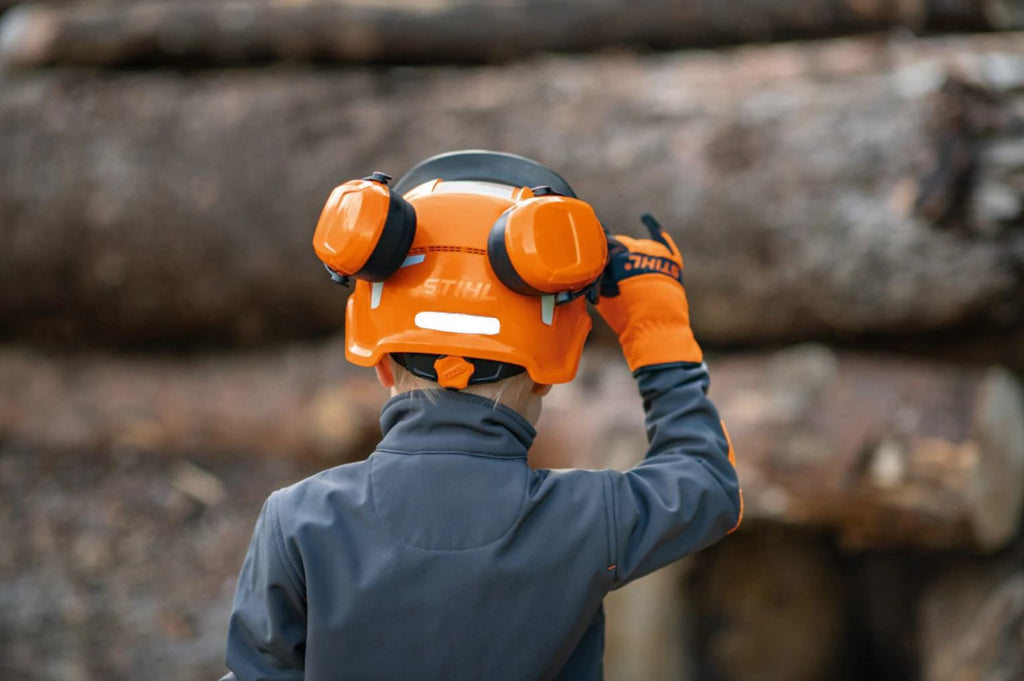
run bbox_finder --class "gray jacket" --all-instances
[221,361,741,681]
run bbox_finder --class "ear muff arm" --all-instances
[555,274,605,306]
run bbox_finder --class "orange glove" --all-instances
[596,215,702,371]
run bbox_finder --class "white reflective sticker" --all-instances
[414,311,501,335]
[431,181,517,199]
[400,254,426,268]
[370,282,383,309]
[541,295,555,326]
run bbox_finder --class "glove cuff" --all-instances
[617,321,703,371]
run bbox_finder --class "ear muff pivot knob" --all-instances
[312,172,417,283]
[487,195,608,296]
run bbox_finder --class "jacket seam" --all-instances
[368,454,531,552]
[601,471,620,583]
[268,494,305,594]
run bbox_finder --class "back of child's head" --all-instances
[386,356,547,423]
[312,150,607,399]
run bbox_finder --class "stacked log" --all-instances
[2,0,1023,68]
[710,347,1024,552]
[0,341,386,459]
[2,34,1024,353]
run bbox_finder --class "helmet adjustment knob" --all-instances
[530,185,559,196]
[434,356,476,390]
[364,171,392,185]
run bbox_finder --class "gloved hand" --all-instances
[596,215,702,371]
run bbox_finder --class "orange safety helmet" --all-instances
[312,151,608,388]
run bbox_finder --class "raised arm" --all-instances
[595,216,741,588]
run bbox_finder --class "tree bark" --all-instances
[2,34,1024,349]
[1,0,1021,68]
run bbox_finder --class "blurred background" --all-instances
[2,1,1024,679]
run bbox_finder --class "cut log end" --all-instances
[701,347,1024,552]
[0,4,58,68]
[970,366,1024,550]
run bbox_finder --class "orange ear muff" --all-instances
[312,172,417,282]
[487,190,608,296]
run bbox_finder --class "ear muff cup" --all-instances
[487,196,608,296]
[312,179,417,282]
[358,190,416,281]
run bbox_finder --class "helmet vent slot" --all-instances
[409,246,487,256]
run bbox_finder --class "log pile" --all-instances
[2,4,1023,680]
[3,34,1024,354]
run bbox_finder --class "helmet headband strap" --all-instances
[391,352,526,387]
[393,150,577,197]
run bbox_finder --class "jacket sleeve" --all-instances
[221,493,307,681]
[605,361,741,588]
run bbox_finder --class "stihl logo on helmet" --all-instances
[312,151,610,386]
[422,279,498,300]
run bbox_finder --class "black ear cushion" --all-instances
[487,210,545,296]
[355,191,417,282]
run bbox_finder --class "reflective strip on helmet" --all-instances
[541,295,555,326]
[414,311,501,335]
[428,181,518,199]
[370,282,384,309]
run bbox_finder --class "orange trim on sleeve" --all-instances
[721,420,743,533]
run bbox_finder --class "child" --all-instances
[220,150,741,681]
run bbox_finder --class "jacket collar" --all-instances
[377,390,536,458]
